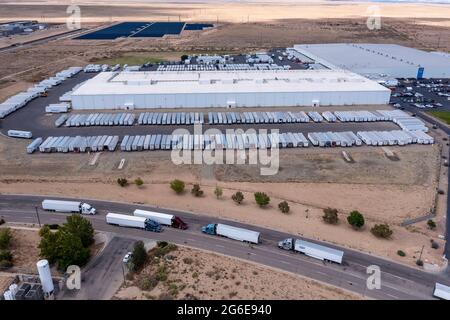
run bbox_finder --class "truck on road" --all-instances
[41,199,96,215]
[278,238,344,264]
[201,223,260,244]
[133,209,188,229]
[106,213,161,232]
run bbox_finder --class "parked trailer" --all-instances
[106,213,161,232]
[201,223,260,244]
[26,137,43,154]
[133,209,187,229]
[7,130,32,139]
[278,238,343,264]
[42,199,96,215]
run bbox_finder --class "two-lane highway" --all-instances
[1,194,449,299]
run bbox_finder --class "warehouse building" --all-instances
[71,70,391,110]
[293,43,450,79]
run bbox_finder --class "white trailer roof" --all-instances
[106,212,146,222]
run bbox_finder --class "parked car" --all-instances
[123,252,133,263]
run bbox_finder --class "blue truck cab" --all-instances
[145,219,162,232]
[201,223,216,235]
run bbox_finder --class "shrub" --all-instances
[131,241,148,272]
[322,208,339,225]
[431,240,439,249]
[183,257,193,265]
[135,177,144,187]
[156,265,168,282]
[278,201,290,214]
[347,211,365,229]
[170,179,185,194]
[0,219,5,225]
[181,54,189,61]
[117,178,128,187]
[139,275,159,291]
[231,191,244,205]
[0,228,12,250]
[397,250,406,257]
[416,259,424,266]
[437,189,445,195]
[427,219,436,230]
[47,224,59,230]
[214,186,223,199]
[0,260,13,269]
[0,250,13,261]
[191,184,204,197]
[254,192,270,207]
[371,224,393,239]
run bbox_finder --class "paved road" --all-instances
[1,194,449,300]
[61,236,134,300]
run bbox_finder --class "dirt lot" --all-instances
[114,245,362,300]
[0,227,41,274]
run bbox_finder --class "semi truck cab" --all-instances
[145,219,162,232]
[278,238,294,251]
[81,203,96,215]
[201,223,216,235]
[173,217,188,230]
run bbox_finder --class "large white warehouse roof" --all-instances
[294,43,450,79]
[71,70,390,109]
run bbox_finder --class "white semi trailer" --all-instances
[278,238,344,264]
[133,209,187,229]
[42,199,96,215]
[106,213,161,232]
[201,223,260,244]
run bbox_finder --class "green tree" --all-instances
[62,214,95,247]
[38,226,60,264]
[0,228,12,250]
[371,224,393,239]
[117,178,128,187]
[322,208,339,224]
[135,177,144,187]
[254,192,270,207]
[214,186,223,199]
[427,219,436,230]
[131,240,147,272]
[347,210,365,229]
[56,230,90,270]
[278,201,290,214]
[170,179,185,194]
[191,184,204,197]
[181,54,189,61]
[232,191,244,204]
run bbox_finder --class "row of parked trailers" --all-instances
[356,130,434,146]
[38,135,119,153]
[0,67,82,119]
[30,128,434,154]
[57,109,426,129]
[138,111,204,125]
[64,113,135,127]
[120,132,310,151]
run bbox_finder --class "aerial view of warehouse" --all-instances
[0,0,449,303]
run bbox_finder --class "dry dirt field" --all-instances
[0,227,41,274]
[114,245,362,300]
[0,129,446,268]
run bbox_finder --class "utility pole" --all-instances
[34,206,41,227]
[418,245,425,262]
